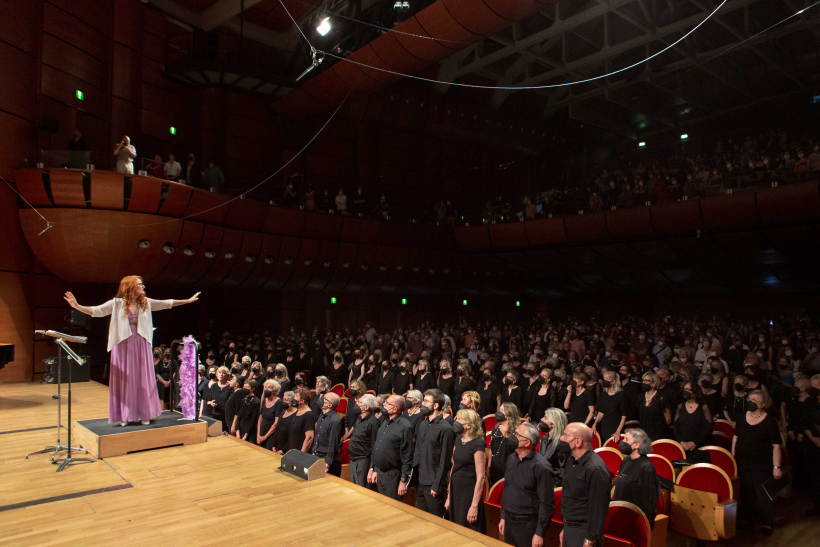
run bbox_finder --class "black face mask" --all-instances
[734,383,746,393]
[700,379,712,389]
[290,400,299,408]
[808,387,820,397]
[641,383,651,393]
[556,440,571,455]
[681,391,693,401]
[209,373,217,380]
[419,405,433,417]
[458,403,468,410]
[293,378,304,387]
[746,401,758,412]
[601,380,611,389]
[537,421,551,433]
[495,411,506,422]
[483,373,492,381]
[349,389,360,397]
[618,441,633,456]
[452,421,465,434]
[503,378,512,386]
[373,408,382,416]
[263,390,272,398]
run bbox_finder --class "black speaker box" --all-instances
[278,449,325,481]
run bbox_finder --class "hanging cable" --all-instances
[0,174,53,235]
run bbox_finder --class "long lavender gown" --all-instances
[108,312,162,423]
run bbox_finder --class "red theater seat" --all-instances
[336,397,348,416]
[482,414,498,432]
[699,446,737,480]
[330,383,345,396]
[604,434,624,449]
[603,501,652,547]
[595,447,624,478]
[712,419,735,439]
[648,453,676,483]
[676,463,733,503]
[650,439,686,463]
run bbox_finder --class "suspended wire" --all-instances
[0,174,53,235]
[120,93,350,228]
[279,0,317,55]
[302,0,730,90]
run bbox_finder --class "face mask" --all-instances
[681,391,693,401]
[373,408,382,415]
[290,400,298,408]
[618,441,633,456]
[700,380,712,389]
[641,383,651,393]
[537,422,551,433]
[503,378,512,386]
[349,389,360,397]
[263,390,272,398]
[452,421,465,434]
[746,401,758,412]
[209,373,217,380]
[809,387,820,397]
[458,403,468,410]
[601,380,611,388]
[419,405,433,417]
[483,373,492,381]
[294,378,304,386]
[417,367,426,373]
[495,411,506,422]
[734,383,746,392]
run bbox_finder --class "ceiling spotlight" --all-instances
[162,242,175,254]
[395,265,403,271]
[224,252,234,259]
[379,266,387,271]
[183,245,195,256]
[342,262,350,268]
[322,261,331,268]
[204,249,216,259]
[138,239,150,249]
[316,16,331,36]
[361,265,368,271]
[264,256,274,265]
[283,258,293,265]
[245,255,256,263]
[412,267,420,273]
[303,259,312,266]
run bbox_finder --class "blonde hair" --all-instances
[461,390,481,408]
[499,402,521,430]
[455,409,482,440]
[543,407,567,443]
[263,379,281,395]
[603,369,622,393]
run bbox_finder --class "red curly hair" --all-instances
[116,275,147,314]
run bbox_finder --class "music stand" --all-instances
[26,331,95,471]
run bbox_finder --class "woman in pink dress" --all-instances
[64,275,200,426]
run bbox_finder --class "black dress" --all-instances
[568,388,596,424]
[734,413,782,527]
[259,398,283,450]
[449,437,486,532]
[703,390,724,418]
[596,391,626,441]
[638,392,672,441]
[272,408,293,452]
[489,426,518,486]
[236,395,260,443]
[477,382,500,417]
[283,410,316,452]
[454,377,475,404]
[328,364,347,388]
[202,383,232,428]
[528,385,556,421]
[414,372,436,394]
[673,403,712,448]
[438,375,456,401]
[500,385,524,412]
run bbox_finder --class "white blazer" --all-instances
[90,297,174,351]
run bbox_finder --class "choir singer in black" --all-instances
[499,421,554,547]
[368,395,413,500]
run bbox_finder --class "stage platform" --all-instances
[1,381,815,546]
[75,411,207,458]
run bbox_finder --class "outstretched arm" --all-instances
[64,291,108,316]
[172,291,201,308]
[149,292,202,311]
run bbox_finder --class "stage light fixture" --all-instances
[283,258,293,265]
[204,249,216,259]
[316,16,331,36]
[680,133,689,141]
[304,259,312,266]
[264,256,274,264]
[638,141,646,149]
[162,242,175,254]
[245,255,256,263]
[224,252,234,259]
[137,239,150,248]
[183,245,195,256]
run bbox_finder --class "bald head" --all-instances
[386,394,405,417]
[324,392,340,410]
[561,422,593,456]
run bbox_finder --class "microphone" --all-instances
[35,330,88,344]
[37,223,54,236]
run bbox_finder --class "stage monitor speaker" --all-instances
[279,449,325,481]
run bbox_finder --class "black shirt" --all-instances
[236,395,260,437]
[567,388,596,424]
[413,414,455,491]
[613,455,658,527]
[477,382,500,417]
[349,413,380,461]
[562,450,611,541]
[528,385,556,422]
[639,391,671,440]
[371,414,414,480]
[595,390,626,440]
[489,426,519,485]
[283,410,316,452]
[501,450,555,535]
[312,410,342,465]
[673,403,712,447]
[203,383,232,418]
[393,371,412,396]
[501,385,525,411]
[414,372,436,394]
[734,413,781,472]
[377,370,395,395]
[437,375,456,401]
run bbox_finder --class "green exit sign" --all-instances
[401,298,408,305]
[74,89,85,101]
[330,296,337,304]
[169,126,177,135]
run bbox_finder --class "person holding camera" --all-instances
[113,135,136,174]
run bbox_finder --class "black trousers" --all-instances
[738,469,774,527]
[563,522,593,547]
[350,458,369,486]
[503,515,537,547]
[376,467,401,500]
[415,484,445,517]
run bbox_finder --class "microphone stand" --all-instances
[51,337,95,471]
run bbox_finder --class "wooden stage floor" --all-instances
[0,382,501,546]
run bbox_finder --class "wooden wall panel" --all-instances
[112,43,139,102]
[43,2,107,61]
[49,170,86,207]
[0,0,39,53]
[90,171,125,210]
[40,64,105,117]
[0,43,36,119]
[48,0,113,34]
[112,0,142,49]
[0,114,36,179]
[0,271,34,381]
[41,34,106,90]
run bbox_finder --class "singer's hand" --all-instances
[64,291,77,308]
[189,291,201,303]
